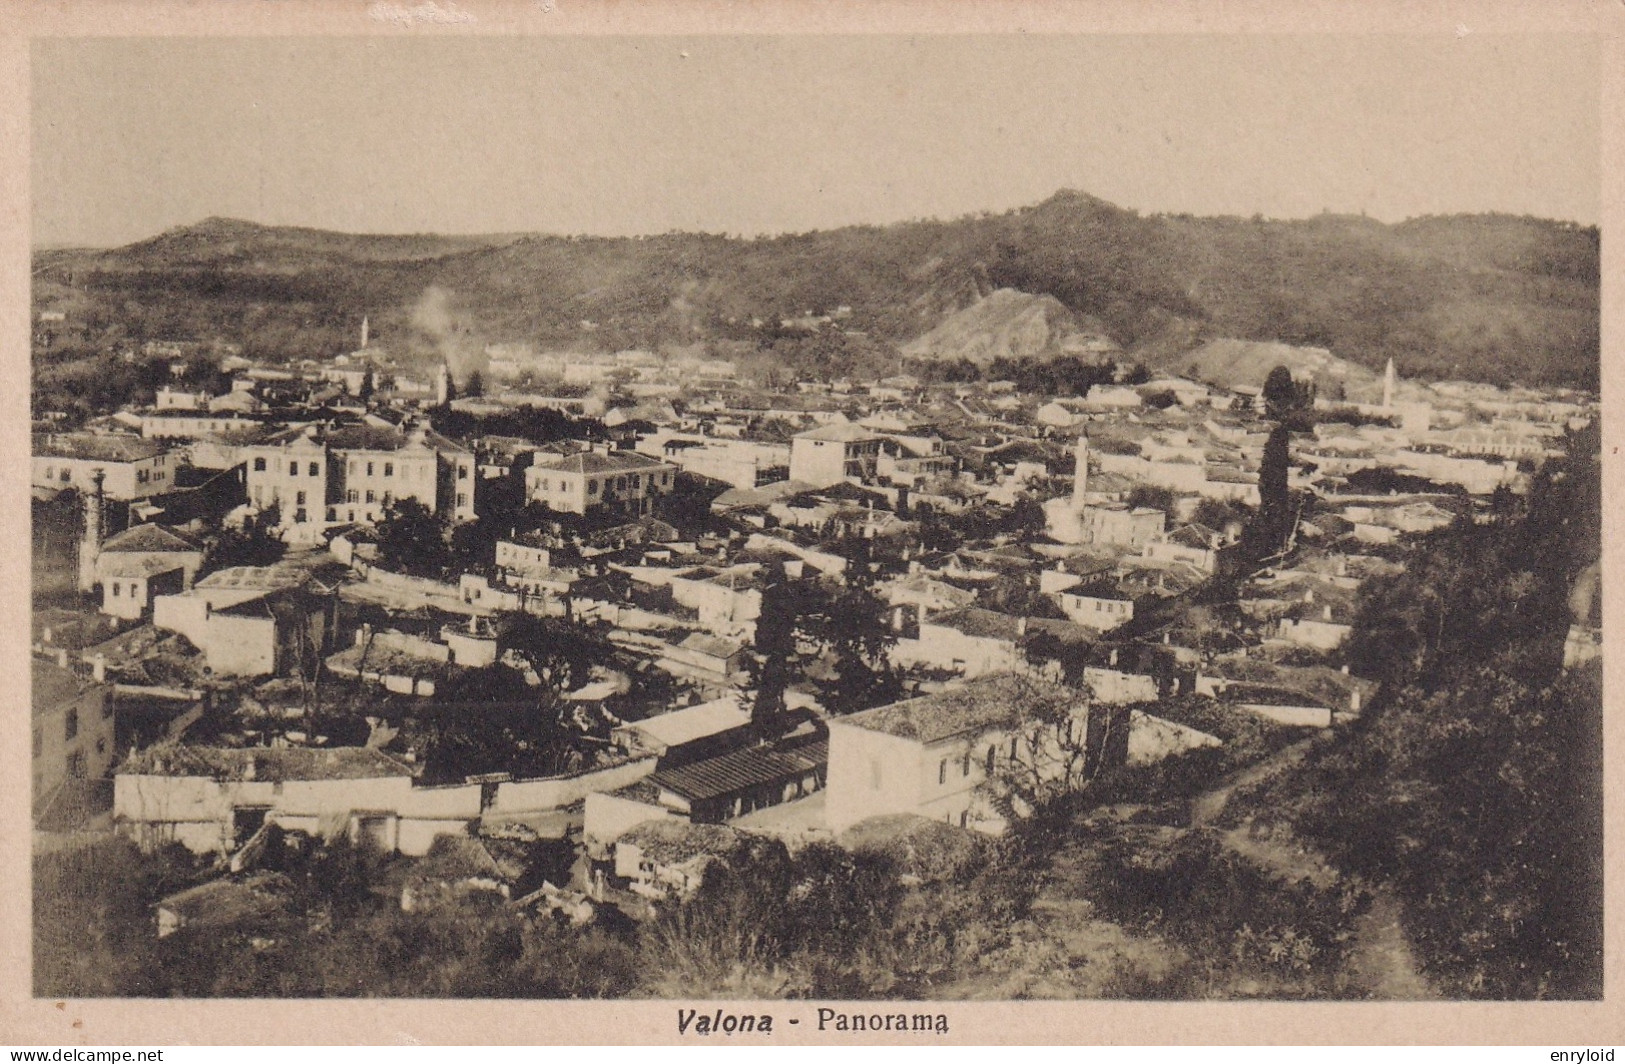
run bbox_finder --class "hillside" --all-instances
[31,191,1600,389]
[901,288,1120,366]
[1154,339,1381,398]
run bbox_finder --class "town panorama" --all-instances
[31,196,1602,1000]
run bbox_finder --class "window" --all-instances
[986,745,997,774]
[67,751,85,779]
[538,478,549,492]
[346,490,359,503]
[938,759,947,785]
[111,583,121,597]
[254,457,267,472]
[308,461,319,476]
[43,466,52,479]
[365,490,376,504]
[457,465,468,480]
[296,490,307,506]
[381,492,393,507]
[60,470,69,482]
[289,461,299,476]
[456,493,468,508]
[962,754,971,778]
[959,810,969,829]
[65,709,78,741]
[326,507,337,522]
[384,462,393,477]
[347,510,355,522]
[367,462,374,477]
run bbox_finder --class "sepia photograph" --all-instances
[16,12,1609,1033]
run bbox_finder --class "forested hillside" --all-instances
[1227,422,1604,998]
[33,191,1599,390]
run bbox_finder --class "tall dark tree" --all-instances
[1262,364,1299,420]
[1247,422,1293,558]
[748,568,803,734]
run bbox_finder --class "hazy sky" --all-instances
[32,34,1600,248]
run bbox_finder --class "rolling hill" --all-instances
[31,190,1600,390]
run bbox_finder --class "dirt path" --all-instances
[1189,735,1317,827]
[1185,734,1439,999]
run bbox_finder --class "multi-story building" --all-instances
[524,450,676,517]
[824,674,1115,834]
[788,422,884,487]
[32,656,116,819]
[242,422,477,528]
[32,433,173,501]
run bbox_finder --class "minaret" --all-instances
[360,316,369,350]
[77,469,105,593]
[1072,431,1090,508]
[1382,358,1396,408]
[434,362,450,405]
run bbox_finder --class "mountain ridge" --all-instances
[32,190,1599,389]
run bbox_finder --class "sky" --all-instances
[31,34,1601,248]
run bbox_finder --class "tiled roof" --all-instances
[547,451,669,476]
[618,820,739,864]
[33,432,168,463]
[648,738,827,803]
[836,674,1083,744]
[32,659,99,717]
[100,523,202,554]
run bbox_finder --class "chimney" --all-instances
[1016,616,1028,637]
[1109,647,1118,667]
[1350,687,1362,713]
[1323,604,1333,622]
[92,654,106,683]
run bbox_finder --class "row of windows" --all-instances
[534,471,670,496]
[34,721,110,761]
[938,738,1022,785]
[250,457,471,482]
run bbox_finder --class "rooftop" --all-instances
[623,697,751,750]
[618,819,740,865]
[649,737,828,803]
[34,432,168,463]
[195,566,311,592]
[100,523,203,555]
[835,674,1083,744]
[794,421,883,444]
[122,745,415,781]
[546,451,670,476]
[32,658,103,717]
